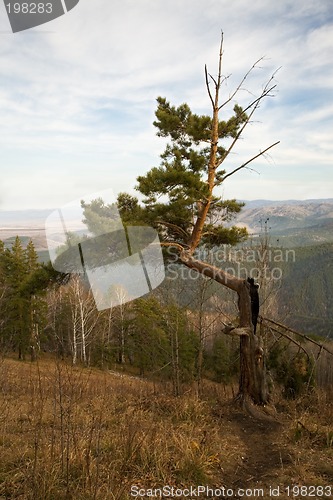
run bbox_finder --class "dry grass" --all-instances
[0,357,332,499]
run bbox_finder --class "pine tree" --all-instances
[133,36,279,407]
[81,36,279,407]
[25,239,39,273]
[0,238,50,359]
[1,237,29,358]
[0,240,7,349]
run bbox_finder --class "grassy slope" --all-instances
[0,357,332,499]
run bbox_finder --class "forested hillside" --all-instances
[1,201,333,346]
[1,208,332,499]
[277,243,333,337]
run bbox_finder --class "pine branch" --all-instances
[157,220,190,239]
[160,242,185,252]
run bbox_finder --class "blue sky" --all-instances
[0,0,332,210]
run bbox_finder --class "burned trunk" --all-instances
[238,282,268,405]
[181,253,269,405]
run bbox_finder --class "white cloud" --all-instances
[0,0,332,209]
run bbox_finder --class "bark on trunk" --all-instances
[238,283,268,405]
[180,252,269,405]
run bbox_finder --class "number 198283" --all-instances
[6,3,53,14]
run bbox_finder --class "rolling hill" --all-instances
[234,199,333,247]
[1,200,333,337]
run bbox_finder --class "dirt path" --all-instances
[230,412,291,484]
[213,406,294,498]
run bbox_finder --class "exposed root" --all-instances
[235,393,282,424]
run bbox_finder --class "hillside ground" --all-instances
[0,356,332,499]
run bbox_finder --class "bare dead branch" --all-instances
[205,32,224,105]
[218,56,266,110]
[262,317,333,357]
[222,321,250,337]
[220,141,280,182]
[180,251,243,292]
[217,31,224,89]
[209,72,218,89]
[215,85,277,169]
[205,65,214,107]
[242,84,277,114]
[265,324,311,359]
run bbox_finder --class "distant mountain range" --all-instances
[0,209,53,226]
[1,199,333,250]
[1,200,333,337]
[0,209,53,259]
[234,199,333,247]
[240,198,333,209]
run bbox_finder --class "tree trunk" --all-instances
[72,321,77,365]
[237,283,268,405]
[80,303,87,365]
[180,252,269,405]
[196,342,203,398]
[170,322,180,397]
